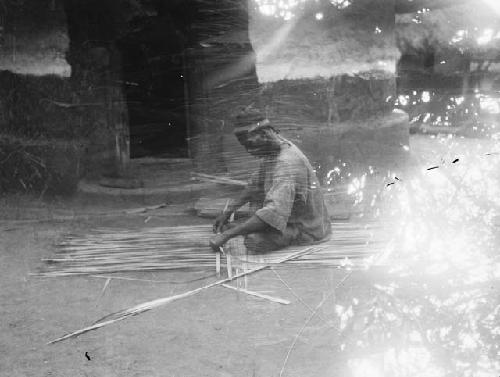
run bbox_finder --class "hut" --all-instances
[0,0,412,200]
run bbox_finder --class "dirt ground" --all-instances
[2,135,500,377]
[0,201,363,377]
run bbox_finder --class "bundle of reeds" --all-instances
[233,221,387,269]
[38,222,387,277]
[39,225,214,277]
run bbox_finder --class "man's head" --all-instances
[233,107,280,157]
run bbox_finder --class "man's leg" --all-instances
[244,227,297,253]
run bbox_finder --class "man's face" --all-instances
[235,129,272,157]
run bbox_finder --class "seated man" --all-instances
[209,107,331,253]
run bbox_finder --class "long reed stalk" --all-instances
[48,246,322,344]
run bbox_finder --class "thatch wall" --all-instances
[0,70,116,194]
[0,0,70,76]
[261,76,395,126]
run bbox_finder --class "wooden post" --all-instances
[182,47,192,158]
[63,0,130,177]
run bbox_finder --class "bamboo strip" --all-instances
[192,172,246,187]
[216,252,221,276]
[125,203,167,214]
[40,222,387,276]
[47,246,321,344]
[279,294,330,377]
[270,268,331,325]
[98,278,111,299]
[220,284,290,305]
[88,274,214,284]
[226,254,233,278]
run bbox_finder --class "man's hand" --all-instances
[213,211,232,234]
[209,215,270,253]
[209,233,229,253]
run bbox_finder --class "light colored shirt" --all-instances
[248,141,331,244]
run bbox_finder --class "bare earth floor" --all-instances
[1,211,361,377]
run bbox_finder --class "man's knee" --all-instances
[244,233,280,253]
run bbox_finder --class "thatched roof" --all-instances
[249,0,399,82]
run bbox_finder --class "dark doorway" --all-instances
[119,12,189,159]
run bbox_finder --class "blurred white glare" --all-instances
[451,29,467,44]
[254,0,305,18]
[351,348,445,377]
[417,7,430,14]
[422,91,431,103]
[347,175,366,195]
[477,28,494,45]
[349,357,384,377]
[398,95,409,106]
[480,96,500,114]
[482,0,500,16]
[422,169,448,186]
[259,3,277,16]
[330,0,351,9]
[460,333,479,350]
[254,0,351,18]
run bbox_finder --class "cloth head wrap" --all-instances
[233,107,271,134]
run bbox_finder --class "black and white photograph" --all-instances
[1,0,499,376]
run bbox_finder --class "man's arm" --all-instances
[213,184,257,233]
[209,214,270,251]
[226,185,255,213]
